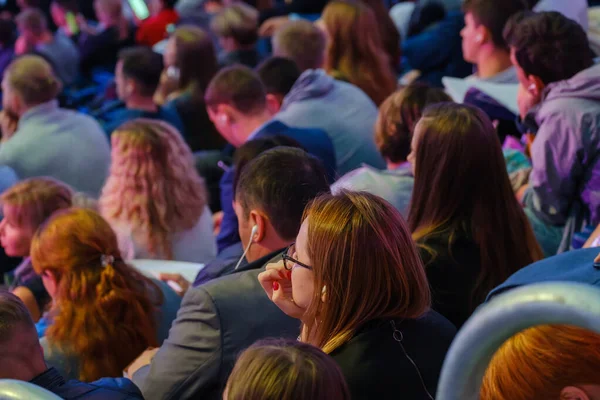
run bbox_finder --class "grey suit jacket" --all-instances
[132,250,300,400]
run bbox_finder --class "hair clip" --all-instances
[101,254,115,268]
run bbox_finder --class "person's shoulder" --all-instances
[73,377,144,399]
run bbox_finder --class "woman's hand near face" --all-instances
[258,260,306,319]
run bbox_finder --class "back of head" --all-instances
[235,147,329,241]
[0,177,73,231]
[100,119,207,259]
[462,0,529,50]
[0,291,44,380]
[210,2,259,47]
[118,47,164,97]
[376,83,452,163]
[272,20,326,72]
[172,26,218,94]
[30,208,160,381]
[322,0,397,105]
[4,55,62,107]
[504,11,593,85]
[16,8,47,36]
[256,56,301,98]
[205,65,267,115]
[481,324,600,400]
[303,191,431,353]
[408,103,543,307]
[226,338,350,400]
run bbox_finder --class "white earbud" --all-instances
[219,114,228,124]
[475,34,483,43]
[528,83,537,93]
[235,225,259,271]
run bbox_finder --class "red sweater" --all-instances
[136,9,179,47]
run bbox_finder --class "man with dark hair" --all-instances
[211,3,260,68]
[255,56,300,110]
[128,147,330,400]
[0,291,144,399]
[204,65,336,253]
[506,11,600,255]
[461,0,528,83]
[136,0,179,47]
[100,46,184,136]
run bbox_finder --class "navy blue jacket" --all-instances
[216,120,336,253]
[487,247,600,300]
[30,368,143,399]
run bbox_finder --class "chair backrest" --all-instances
[436,282,600,400]
[0,380,62,400]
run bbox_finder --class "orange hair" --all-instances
[322,0,397,106]
[302,191,430,354]
[99,119,208,260]
[481,324,600,400]
[31,208,161,382]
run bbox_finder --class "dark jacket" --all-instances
[30,367,143,400]
[132,250,300,400]
[330,312,456,400]
[99,105,186,137]
[216,120,336,252]
[418,230,481,328]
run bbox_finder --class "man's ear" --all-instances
[561,386,590,400]
[475,24,490,45]
[526,74,545,99]
[248,210,267,243]
[265,93,282,114]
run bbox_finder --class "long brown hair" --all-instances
[172,25,218,97]
[31,208,161,382]
[225,339,350,400]
[302,191,431,354]
[322,0,397,106]
[408,103,543,308]
[481,325,600,400]
[359,0,401,72]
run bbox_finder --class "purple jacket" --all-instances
[524,63,600,233]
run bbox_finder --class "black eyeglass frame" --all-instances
[282,244,312,271]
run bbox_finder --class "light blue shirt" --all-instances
[37,32,80,87]
[0,100,110,197]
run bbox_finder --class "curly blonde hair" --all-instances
[99,119,208,260]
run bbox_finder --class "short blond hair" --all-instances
[4,55,62,106]
[210,3,259,46]
[272,20,326,72]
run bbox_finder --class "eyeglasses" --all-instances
[282,243,312,271]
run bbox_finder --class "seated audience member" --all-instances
[255,56,301,110]
[50,0,85,40]
[481,325,600,400]
[488,247,600,300]
[136,0,179,47]
[407,103,543,328]
[31,208,181,381]
[224,339,350,400]
[128,148,330,400]
[211,3,261,68]
[259,191,456,399]
[461,0,528,83]
[205,66,336,252]
[155,25,225,152]
[15,8,80,86]
[0,20,15,79]
[272,20,385,175]
[319,0,396,106]
[0,178,73,323]
[402,8,472,87]
[359,0,401,73]
[506,12,600,254]
[333,83,451,217]
[100,47,185,136]
[0,292,145,399]
[78,0,135,75]
[0,56,110,197]
[100,119,216,262]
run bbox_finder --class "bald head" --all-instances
[0,291,46,380]
[2,55,62,112]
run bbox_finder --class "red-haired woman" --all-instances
[32,208,181,381]
[319,0,397,106]
[407,103,543,328]
[481,324,600,399]
[259,191,456,400]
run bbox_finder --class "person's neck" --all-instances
[247,238,291,264]
[126,96,158,112]
[476,48,512,79]
[235,110,272,145]
[387,160,407,170]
